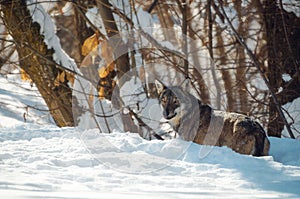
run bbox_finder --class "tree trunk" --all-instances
[1,0,74,127]
[97,0,130,86]
[97,0,138,133]
[73,0,97,63]
[263,0,300,137]
[207,0,221,109]
[215,25,235,111]
[156,2,178,46]
[234,1,249,114]
[186,6,211,104]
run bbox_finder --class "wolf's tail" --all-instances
[253,122,270,156]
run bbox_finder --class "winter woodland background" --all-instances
[0,0,300,198]
[1,0,299,138]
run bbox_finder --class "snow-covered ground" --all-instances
[1,75,300,199]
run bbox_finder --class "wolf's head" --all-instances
[155,80,180,120]
[155,80,201,140]
[155,80,200,132]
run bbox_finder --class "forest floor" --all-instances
[1,75,300,199]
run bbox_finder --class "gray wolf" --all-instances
[155,80,270,156]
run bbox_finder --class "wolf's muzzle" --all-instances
[163,111,177,120]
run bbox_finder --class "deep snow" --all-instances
[1,1,300,198]
[1,125,300,199]
[1,75,300,199]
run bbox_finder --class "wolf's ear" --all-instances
[155,80,166,95]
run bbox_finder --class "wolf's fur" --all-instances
[156,81,270,156]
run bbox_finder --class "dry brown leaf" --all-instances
[97,79,116,100]
[98,63,115,78]
[54,71,75,87]
[20,68,31,82]
[82,33,100,56]
[59,71,65,83]
[54,72,61,87]
[98,86,105,99]
[66,72,75,86]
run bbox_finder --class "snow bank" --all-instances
[270,137,300,166]
[0,76,52,127]
[1,75,300,198]
[1,124,300,198]
[282,98,300,139]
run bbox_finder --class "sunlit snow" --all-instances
[1,72,300,199]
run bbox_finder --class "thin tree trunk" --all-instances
[207,0,221,109]
[97,0,139,133]
[156,2,177,45]
[234,1,249,114]
[263,1,282,137]
[97,0,130,84]
[215,26,235,111]
[186,5,210,104]
[72,1,95,63]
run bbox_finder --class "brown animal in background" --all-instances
[156,80,270,156]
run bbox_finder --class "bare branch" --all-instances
[218,0,295,139]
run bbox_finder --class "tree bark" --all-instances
[54,1,94,65]
[1,0,74,127]
[97,0,130,86]
[207,0,221,109]
[234,1,249,114]
[263,0,300,137]
[186,6,211,104]
[215,25,235,111]
[97,0,139,133]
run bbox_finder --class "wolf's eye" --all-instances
[161,96,167,103]
[173,98,179,105]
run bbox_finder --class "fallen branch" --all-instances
[128,107,164,140]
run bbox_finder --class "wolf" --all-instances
[155,80,270,156]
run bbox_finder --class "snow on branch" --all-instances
[26,0,79,74]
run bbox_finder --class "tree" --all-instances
[263,0,300,137]
[0,0,299,139]
[1,0,74,127]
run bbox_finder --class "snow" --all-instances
[0,74,53,127]
[26,0,79,74]
[282,0,300,17]
[282,98,300,139]
[282,73,292,82]
[85,7,106,34]
[1,75,300,198]
[2,2,300,197]
[1,125,300,198]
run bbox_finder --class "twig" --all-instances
[72,1,106,39]
[147,0,159,13]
